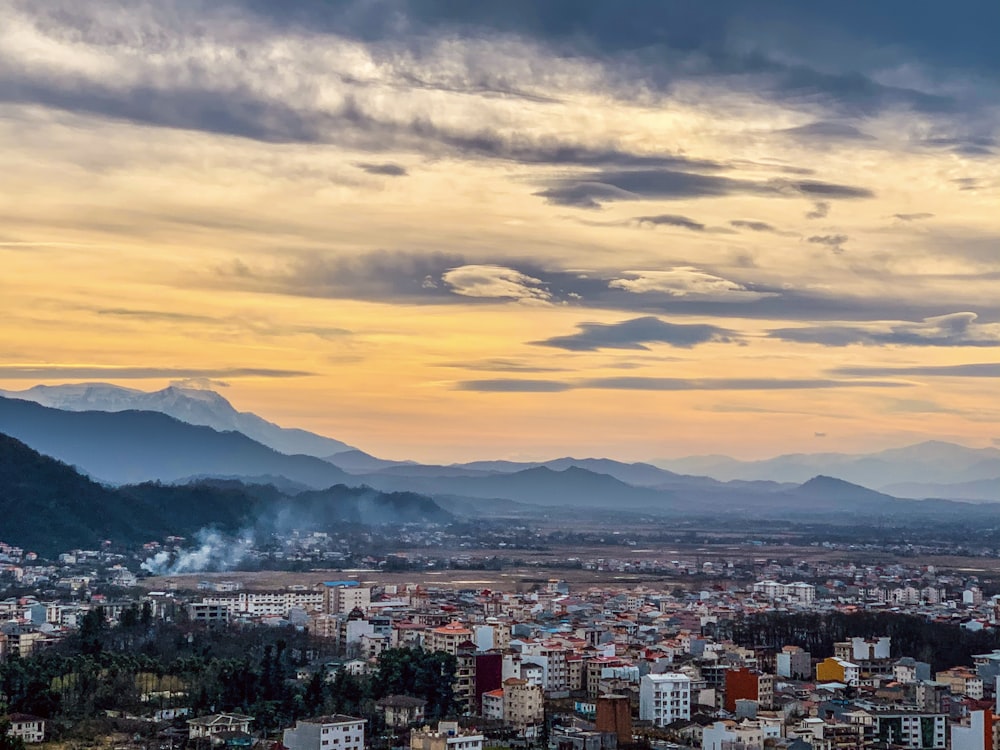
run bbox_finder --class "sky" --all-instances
[2,0,999,463]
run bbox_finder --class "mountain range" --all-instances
[2,382,999,511]
[0,383,353,458]
[0,433,450,554]
[654,441,1000,499]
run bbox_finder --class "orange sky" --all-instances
[1,1,999,462]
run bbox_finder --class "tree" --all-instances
[0,719,26,750]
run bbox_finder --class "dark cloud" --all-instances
[953,177,981,191]
[922,135,997,157]
[535,169,873,208]
[216,249,1000,327]
[730,220,777,232]
[223,249,468,302]
[805,201,831,219]
[633,214,706,231]
[770,312,1000,347]
[454,376,909,392]
[832,363,1000,377]
[10,0,993,171]
[355,162,408,176]
[249,0,1000,77]
[781,121,875,141]
[532,316,737,351]
[808,234,849,252]
[894,212,934,221]
[247,1,991,116]
[0,66,726,173]
[0,366,314,379]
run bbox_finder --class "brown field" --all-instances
[139,541,1000,593]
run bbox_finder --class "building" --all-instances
[283,715,366,750]
[951,710,998,750]
[375,696,426,728]
[482,689,504,721]
[776,646,812,680]
[936,667,985,699]
[895,658,932,685]
[410,722,485,750]
[426,622,474,655]
[188,714,254,741]
[816,657,860,686]
[849,637,891,662]
[752,581,816,604]
[5,714,46,744]
[553,728,618,750]
[873,713,947,750]
[187,603,232,626]
[724,668,773,712]
[639,673,692,727]
[503,678,545,735]
[595,694,632,745]
[702,720,765,750]
[318,582,371,616]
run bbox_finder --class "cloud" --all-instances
[808,234,849,252]
[442,264,551,302]
[95,306,351,340]
[437,359,568,373]
[0,365,314,379]
[455,379,573,392]
[608,268,777,302]
[894,212,934,221]
[534,169,873,208]
[221,249,468,302]
[632,214,706,231]
[170,377,231,390]
[532,316,737,351]
[922,134,997,157]
[455,376,908,392]
[730,219,778,233]
[832,363,1000,378]
[806,201,831,219]
[96,308,218,323]
[781,121,875,141]
[771,312,1000,347]
[355,162,408,176]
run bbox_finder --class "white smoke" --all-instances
[141,528,253,575]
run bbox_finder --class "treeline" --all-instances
[726,611,1000,672]
[0,607,457,741]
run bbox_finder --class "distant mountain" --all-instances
[0,433,450,555]
[325,449,414,472]
[0,433,160,554]
[287,486,452,525]
[355,465,678,510]
[654,440,1000,489]
[0,383,353,457]
[0,396,355,487]
[881,477,1000,503]
[455,457,683,487]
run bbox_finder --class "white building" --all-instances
[283,715,366,750]
[187,713,254,740]
[482,690,504,721]
[952,711,992,750]
[639,673,691,727]
[6,714,45,744]
[751,581,815,603]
